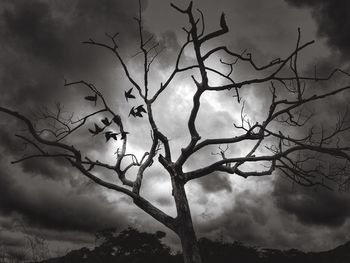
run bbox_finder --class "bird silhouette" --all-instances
[129,105,147,118]
[84,94,98,106]
[129,107,137,117]
[220,13,228,31]
[124,88,136,101]
[101,117,111,126]
[121,131,129,140]
[112,115,122,127]
[88,123,103,135]
[134,110,143,118]
[136,105,147,114]
[105,131,118,142]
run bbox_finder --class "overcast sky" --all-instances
[1,0,350,260]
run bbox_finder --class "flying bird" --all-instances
[129,107,137,117]
[84,94,97,106]
[88,123,103,135]
[220,13,228,31]
[129,104,147,118]
[101,117,111,126]
[105,131,118,142]
[134,110,143,118]
[124,88,136,101]
[136,105,147,114]
[112,115,122,127]
[121,131,129,140]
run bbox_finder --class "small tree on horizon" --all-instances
[1,1,350,263]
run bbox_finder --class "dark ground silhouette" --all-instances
[34,227,350,263]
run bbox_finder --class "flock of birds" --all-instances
[84,87,145,142]
[124,87,147,118]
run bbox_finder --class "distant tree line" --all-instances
[37,227,350,263]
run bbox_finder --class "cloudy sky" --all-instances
[1,0,350,260]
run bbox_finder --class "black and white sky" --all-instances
[1,0,350,259]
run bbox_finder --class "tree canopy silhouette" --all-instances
[47,227,175,263]
[1,1,350,263]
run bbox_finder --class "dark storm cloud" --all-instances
[195,184,350,251]
[3,1,64,66]
[0,0,146,251]
[0,157,130,232]
[0,0,145,177]
[0,160,18,215]
[197,188,273,246]
[0,0,143,107]
[273,177,350,227]
[0,124,19,151]
[1,0,350,256]
[197,172,232,193]
[266,0,350,225]
[20,158,69,180]
[285,0,350,59]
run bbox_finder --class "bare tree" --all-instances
[1,1,350,263]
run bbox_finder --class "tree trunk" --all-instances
[172,177,202,263]
[178,222,202,263]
